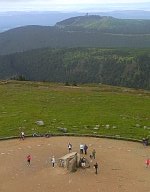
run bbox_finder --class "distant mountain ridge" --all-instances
[0,15,150,55]
[0,11,85,33]
[1,10,150,33]
[56,15,150,34]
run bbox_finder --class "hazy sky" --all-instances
[0,0,150,12]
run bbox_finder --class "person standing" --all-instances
[92,149,96,159]
[89,154,93,162]
[51,156,55,168]
[84,144,88,155]
[27,155,31,165]
[80,144,84,154]
[68,142,72,153]
[21,131,25,140]
[94,162,98,174]
[81,157,86,168]
[146,158,150,168]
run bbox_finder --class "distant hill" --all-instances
[1,10,150,33]
[56,15,150,34]
[0,15,150,55]
[0,47,149,90]
[0,11,85,33]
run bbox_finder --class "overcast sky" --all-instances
[0,0,150,12]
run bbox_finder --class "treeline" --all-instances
[1,25,150,55]
[0,48,149,90]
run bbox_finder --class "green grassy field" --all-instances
[0,81,149,139]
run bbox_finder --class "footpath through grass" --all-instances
[0,81,149,139]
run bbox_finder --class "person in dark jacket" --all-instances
[27,155,31,165]
[84,144,88,155]
[94,162,98,174]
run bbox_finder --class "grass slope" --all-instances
[0,81,149,139]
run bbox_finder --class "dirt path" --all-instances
[0,137,150,192]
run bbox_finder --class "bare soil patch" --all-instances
[0,137,150,192]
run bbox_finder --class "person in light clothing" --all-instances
[80,144,84,154]
[51,156,55,168]
[20,131,25,140]
[68,142,72,153]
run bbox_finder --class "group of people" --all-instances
[68,142,98,174]
[68,142,96,158]
[25,140,98,174]
[68,143,89,155]
[79,144,88,154]
[24,136,150,175]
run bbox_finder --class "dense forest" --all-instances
[0,48,149,90]
[0,15,150,55]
